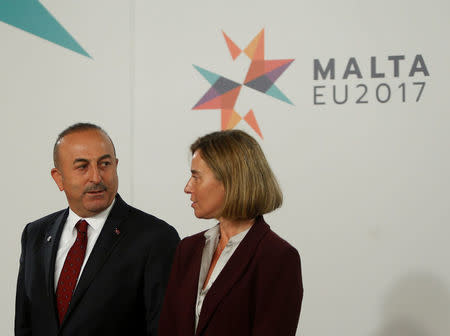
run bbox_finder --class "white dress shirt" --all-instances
[195,224,251,331]
[54,199,115,291]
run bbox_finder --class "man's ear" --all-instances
[51,168,64,191]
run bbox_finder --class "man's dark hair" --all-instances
[53,122,116,168]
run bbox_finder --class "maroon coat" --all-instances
[158,216,303,336]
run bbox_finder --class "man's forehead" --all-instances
[61,130,109,144]
[58,130,115,155]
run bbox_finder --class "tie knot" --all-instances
[76,220,88,234]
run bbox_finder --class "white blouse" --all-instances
[194,224,251,331]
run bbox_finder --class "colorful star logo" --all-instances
[193,29,294,139]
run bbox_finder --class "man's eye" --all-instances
[76,165,87,170]
[100,161,111,167]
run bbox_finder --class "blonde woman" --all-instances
[159,130,303,336]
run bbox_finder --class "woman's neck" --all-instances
[218,217,255,244]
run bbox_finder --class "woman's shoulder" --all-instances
[253,218,300,261]
[252,228,302,275]
[180,230,206,243]
[262,229,299,256]
[175,229,208,253]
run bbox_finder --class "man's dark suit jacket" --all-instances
[158,216,303,336]
[15,194,180,336]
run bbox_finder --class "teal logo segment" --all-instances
[193,65,221,85]
[0,0,90,58]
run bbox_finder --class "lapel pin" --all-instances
[46,235,52,242]
[114,228,120,235]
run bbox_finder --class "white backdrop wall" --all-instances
[1,1,449,335]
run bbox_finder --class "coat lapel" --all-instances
[196,217,270,335]
[43,210,68,299]
[42,209,68,328]
[61,195,129,325]
[186,236,205,335]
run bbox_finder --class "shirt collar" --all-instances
[204,224,220,241]
[67,198,116,232]
[203,222,251,246]
[228,226,250,245]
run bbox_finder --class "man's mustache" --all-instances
[84,184,107,193]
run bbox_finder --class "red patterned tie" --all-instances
[56,219,88,324]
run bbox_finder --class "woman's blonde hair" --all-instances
[190,130,282,220]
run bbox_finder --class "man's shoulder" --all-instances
[26,209,66,230]
[119,200,179,241]
[126,204,170,228]
[30,209,66,224]
[21,209,67,243]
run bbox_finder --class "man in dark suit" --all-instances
[15,123,179,336]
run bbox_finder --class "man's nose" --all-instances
[90,166,102,184]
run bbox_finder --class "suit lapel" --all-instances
[196,217,270,335]
[43,210,68,299]
[61,195,130,325]
[42,209,68,329]
[186,236,205,335]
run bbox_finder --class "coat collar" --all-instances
[45,194,130,327]
[62,194,130,325]
[43,208,68,324]
[195,216,270,335]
